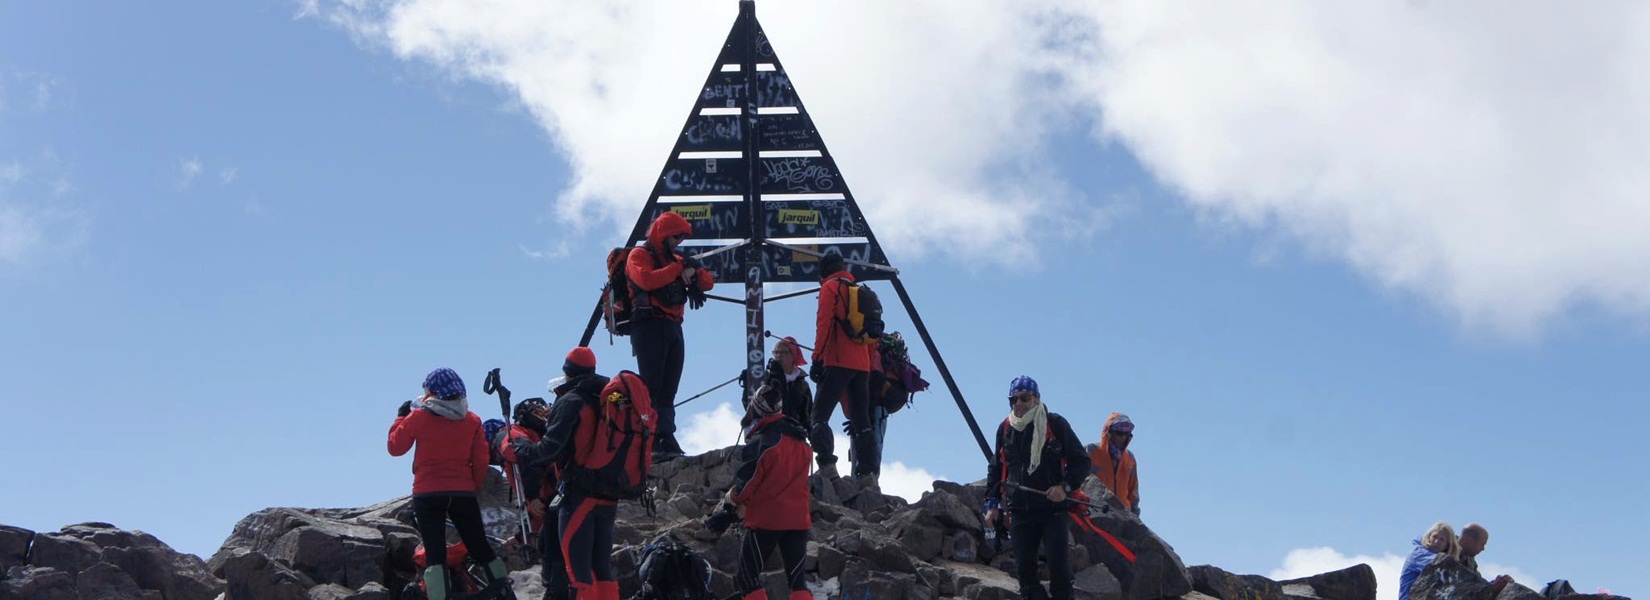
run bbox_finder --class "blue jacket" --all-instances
[1398,539,1440,600]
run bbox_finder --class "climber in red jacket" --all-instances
[387,367,511,600]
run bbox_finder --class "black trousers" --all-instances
[631,317,685,451]
[736,528,809,594]
[538,508,569,600]
[1010,509,1072,600]
[412,494,499,567]
[557,492,617,593]
[808,366,877,476]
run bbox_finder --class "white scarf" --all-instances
[1007,401,1049,474]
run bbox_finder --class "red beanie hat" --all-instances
[564,347,597,376]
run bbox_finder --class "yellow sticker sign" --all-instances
[778,209,820,226]
[671,205,713,221]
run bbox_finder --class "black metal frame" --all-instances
[576,0,990,460]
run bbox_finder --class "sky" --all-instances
[2,1,1647,598]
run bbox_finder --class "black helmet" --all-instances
[513,397,548,422]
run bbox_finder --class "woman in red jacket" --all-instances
[714,385,814,600]
[387,368,510,600]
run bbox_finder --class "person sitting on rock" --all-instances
[1459,523,1515,594]
[708,378,814,600]
[388,367,513,600]
[1086,412,1140,517]
[1399,522,1460,600]
[984,375,1092,600]
[512,348,623,600]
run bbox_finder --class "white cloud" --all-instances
[1270,546,1540,600]
[0,163,21,184]
[0,155,83,268]
[303,0,1100,266]
[177,157,203,191]
[306,0,1650,334]
[673,403,943,502]
[678,402,744,456]
[1060,1,1650,334]
[219,166,238,185]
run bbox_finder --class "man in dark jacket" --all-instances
[628,211,715,459]
[497,395,569,600]
[512,347,619,600]
[984,375,1092,600]
[709,383,814,600]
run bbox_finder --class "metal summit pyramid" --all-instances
[577,0,991,458]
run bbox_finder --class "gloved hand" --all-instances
[702,499,739,534]
[808,361,824,384]
[841,419,855,435]
[681,254,703,270]
[510,438,538,464]
[397,400,413,418]
[687,287,707,310]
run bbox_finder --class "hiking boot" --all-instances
[814,463,839,480]
[653,436,685,459]
[423,565,449,600]
[854,473,879,490]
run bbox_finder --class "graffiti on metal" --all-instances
[660,159,746,194]
[763,199,866,238]
[759,156,841,194]
[759,114,816,151]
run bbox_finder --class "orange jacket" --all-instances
[627,212,715,323]
[1088,412,1139,511]
[813,271,871,371]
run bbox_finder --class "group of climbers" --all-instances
[385,212,1145,600]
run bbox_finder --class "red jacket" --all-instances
[729,416,812,531]
[627,212,715,323]
[387,408,489,495]
[813,271,871,371]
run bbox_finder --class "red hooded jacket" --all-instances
[729,416,812,531]
[814,271,871,371]
[627,212,715,323]
[387,407,489,495]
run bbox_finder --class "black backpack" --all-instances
[602,247,637,336]
[631,542,713,600]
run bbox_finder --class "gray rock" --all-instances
[306,583,355,600]
[1279,563,1376,600]
[346,582,392,600]
[884,511,945,563]
[1074,564,1124,600]
[913,488,983,534]
[816,543,846,580]
[99,544,224,600]
[273,524,386,589]
[1190,564,1284,600]
[73,561,153,600]
[1075,478,1192,600]
[29,533,102,578]
[220,551,314,600]
[1,565,78,600]
[0,525,31,573]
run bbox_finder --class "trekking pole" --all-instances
[673,374,741,408]
[762,330,813,352]
[484,369,531,544]
[1006,482,1137,563]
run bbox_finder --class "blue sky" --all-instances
[3,2,1647,598]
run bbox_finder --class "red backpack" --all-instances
[570,371,657,499]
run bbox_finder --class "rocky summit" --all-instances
[0,447,1628,600]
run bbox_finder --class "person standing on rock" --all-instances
[1087,413,1140,516]
[388,367,513,600]
[710,381,814,600]
[808,252,877,483]
[628,211,715,460]
[1399,522,1460,600]
[515,349,654,600]
[1459,523,1515,594]
[497,395,572,600]
[984,376,1092,600]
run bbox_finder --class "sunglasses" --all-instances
[1008,393,1036,403]
[1109,430,1133,438]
